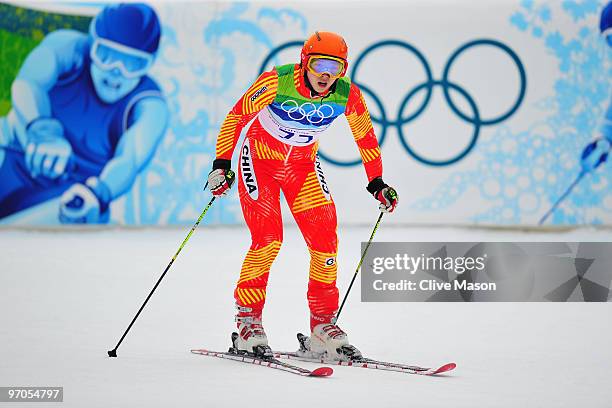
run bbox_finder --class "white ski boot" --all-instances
[231,308,272,358]
[299,323,362,362]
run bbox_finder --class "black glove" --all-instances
[208,159,236,197]
[367,177,399,213]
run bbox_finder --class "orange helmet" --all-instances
[301,31,349,77]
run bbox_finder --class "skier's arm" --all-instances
[59,97,169,223]
[208,69,278,197]
[345,83,383,182]
[58,97,168,223]
[345,83,398,212]
[13,30,88,178]
[97,97,169,199]
[214,69,278,162]
[12,30,88,129]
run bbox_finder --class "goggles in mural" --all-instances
[306,55,346,78]
[90,37,154,79]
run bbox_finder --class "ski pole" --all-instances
[334,211,384,324]
[107,195,216,357]
[538,171,585,225]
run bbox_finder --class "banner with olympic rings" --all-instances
[0,1,610,227]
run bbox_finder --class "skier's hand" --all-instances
[367,177,399,213]
[25,118,72,179]
[59,177,111,224]
[580,137,610,173]
[208,159,236,197]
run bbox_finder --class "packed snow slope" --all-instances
[1,226,611,407]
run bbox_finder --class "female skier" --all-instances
[207,31,398,360]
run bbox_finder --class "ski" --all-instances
[190,349,333,377]
[273,351,456,376]
[273,333,456,376]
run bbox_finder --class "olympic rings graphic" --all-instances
[280,99,335,124]
[259,39,526,167]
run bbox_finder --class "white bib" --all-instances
[257,106,331,147]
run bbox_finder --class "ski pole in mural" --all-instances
[0,3,168,224]
[539,1,612,225]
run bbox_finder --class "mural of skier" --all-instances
[0,3,168,223]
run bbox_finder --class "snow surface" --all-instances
[1,226,611,407]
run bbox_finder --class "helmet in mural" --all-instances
[91,3,161,54]
[301,31,349,78]
[88,3,161,103]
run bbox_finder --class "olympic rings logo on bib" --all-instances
[280,100,335,125]
[258,107,322,146]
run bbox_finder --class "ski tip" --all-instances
[310,367,334,377]
[433,362,457,374]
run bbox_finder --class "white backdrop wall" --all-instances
[0,0,610,227]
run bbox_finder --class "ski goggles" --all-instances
[90,36,154,79]
[306,55,346,78]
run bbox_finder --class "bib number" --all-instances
[279,129,314,144]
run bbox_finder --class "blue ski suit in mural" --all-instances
[0,3,168,223]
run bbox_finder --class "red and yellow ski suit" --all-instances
[214,63,383,329]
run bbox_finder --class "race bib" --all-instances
[258,106,330,147]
